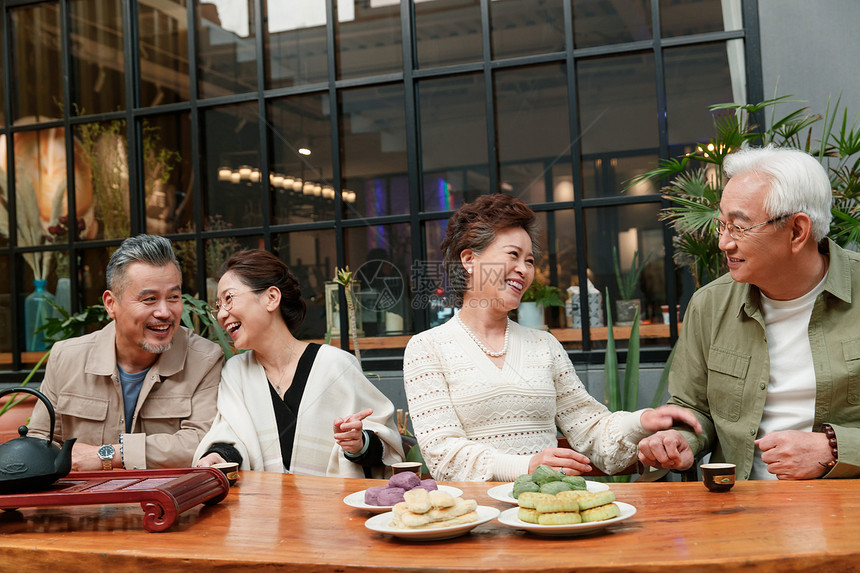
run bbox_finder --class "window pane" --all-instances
[344,223,413,337]
[416,0,482,68]
[10,4,63,121]
[80,247,110,309]
[660,0,741,38]
[139,0,190,105]
[491,0,565,59]
[419,74,489,212]
[339,84,409,219]
[268,94,335,224]
[573,0,652,49]
[665,42,738,146]
[77,120,130,240]
[334,0,402,80]
[584,203,666,338]
[0,23,5,126]
[577,53,658,199]
[265,0,329,88]
[582,153,660,198]
[0,256,9,353]
[421,218,455,328]
[143,113,193,235]
[495,63,571,203]
[202,103,262,229]
[274,228,337,339]
[69,0,126,115]
[196,0,257,98]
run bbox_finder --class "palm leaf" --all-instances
[603,289,621,413]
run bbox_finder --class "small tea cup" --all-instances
[701,463,736,492]
[391,462,422,476]
[213,462,240,486]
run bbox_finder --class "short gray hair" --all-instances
[723,146,832,242]
[106,234,181,293]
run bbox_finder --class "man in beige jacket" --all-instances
[28,234,224,470]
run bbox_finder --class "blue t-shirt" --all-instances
[117,364,150,433]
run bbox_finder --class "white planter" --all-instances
[517,302,545,329]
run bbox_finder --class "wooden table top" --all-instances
[0,471,858,572]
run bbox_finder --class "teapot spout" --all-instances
[54,437,77,476]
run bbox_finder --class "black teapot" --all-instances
[0,388,75,494]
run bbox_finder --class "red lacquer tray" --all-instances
[0,467,230,532]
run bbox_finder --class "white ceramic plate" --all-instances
[486,480,609,505]
[344,484,463,514]
[497,501,636,537]
[365,505,500,541]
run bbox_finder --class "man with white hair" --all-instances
[28,234,224,470]
[639,146,860,480]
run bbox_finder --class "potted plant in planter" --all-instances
[517,280,565,329]
[613,246,651,327]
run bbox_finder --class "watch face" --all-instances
[98,444,115,460]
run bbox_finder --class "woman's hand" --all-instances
[196,452,226,467]
[334,408,373,455]
[528,447,592,475]
[640,405,703,434]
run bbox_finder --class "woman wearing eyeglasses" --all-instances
[194,249,403,476]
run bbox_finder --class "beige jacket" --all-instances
[29,321,224,469]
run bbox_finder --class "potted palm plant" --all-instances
[517,280,565,329]
[613,246,651,326]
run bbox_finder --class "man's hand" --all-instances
[638,429,695,470]
[528,448,592,475]
[71,442,109,471]
[334,408,373,455]
[755,430,832,479]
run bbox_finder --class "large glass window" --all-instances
[143,113,193,236]
[419,73,489,212]
[265,0,329,88]
[339,84,409,219]
[495,63,572,204]
[196,0,258,98]
[138,0,190,105]
[267,93,335,224]
[10,4,63,121]
[76,120,130,241]
[69,0,126,116]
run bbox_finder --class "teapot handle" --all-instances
[0,387,56,447]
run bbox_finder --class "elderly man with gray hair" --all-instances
[639,146,860,480]
[28,234,224,470]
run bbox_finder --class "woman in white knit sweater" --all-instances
[403,194,700,481]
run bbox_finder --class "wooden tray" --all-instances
[0,467,230,532]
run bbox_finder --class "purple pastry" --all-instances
[387,471,421,491]
[376,487,406,506]
[364,486,387,506]
[418,478,438,491]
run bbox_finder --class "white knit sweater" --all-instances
[403,318,648,481]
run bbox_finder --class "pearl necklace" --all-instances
[456,315,509,357]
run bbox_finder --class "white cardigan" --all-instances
[194,344,403,477]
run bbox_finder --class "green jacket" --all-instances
[669,239,860,479]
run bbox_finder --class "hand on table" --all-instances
[638,429,696,471]
[528,447,592,475]
[334,408,372,455]
[196,452,227,467]
[756,430,833,479]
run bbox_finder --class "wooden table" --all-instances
[0,472,858,572]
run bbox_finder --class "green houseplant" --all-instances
[613,246,652,326]
[517,280,565,329]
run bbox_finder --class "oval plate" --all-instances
[344,484,463,514]
[365,505,500,541]
[486,480,609,505]
[497,501,636,537]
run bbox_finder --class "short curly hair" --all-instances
[440,193,540,306]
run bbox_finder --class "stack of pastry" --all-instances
[390,488,479,529]
[517,490,620,525]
